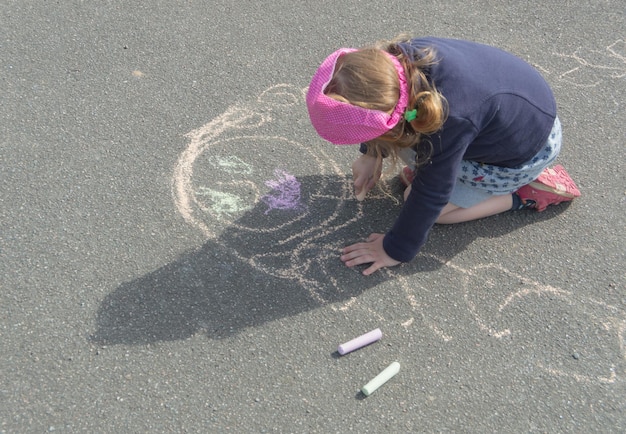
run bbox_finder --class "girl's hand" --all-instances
[340,233,401,275]
[352,154,382,201]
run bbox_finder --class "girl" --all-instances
[306,36,580,275]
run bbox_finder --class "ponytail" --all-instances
[409,90,447,135]
[366,36,448,168]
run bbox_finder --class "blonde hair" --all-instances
[325,34,448,167]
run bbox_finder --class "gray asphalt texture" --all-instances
[1,1,625,432]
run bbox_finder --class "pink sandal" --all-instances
[516,165,581,211]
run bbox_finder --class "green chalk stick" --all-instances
[361,361,400,396]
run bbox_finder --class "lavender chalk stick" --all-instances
[361,361,400,396]
[337,328,382,355]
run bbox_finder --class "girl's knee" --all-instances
[436,203,462,224]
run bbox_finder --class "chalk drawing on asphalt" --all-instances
[535,39,626,87]
[260,169,305,215]
[172,83,624,384]
[173,84,379,303]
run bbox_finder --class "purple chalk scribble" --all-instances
[260,169,303,214]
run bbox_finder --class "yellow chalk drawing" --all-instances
[208,155,253,175]
[195,187,253,217]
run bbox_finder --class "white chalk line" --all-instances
[537,39,626,88]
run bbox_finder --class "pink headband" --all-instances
[306,48,409,145]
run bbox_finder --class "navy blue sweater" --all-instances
[379,37,557,262]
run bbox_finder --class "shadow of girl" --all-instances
[90,174,566,345]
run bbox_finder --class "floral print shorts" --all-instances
[449,117,562,208]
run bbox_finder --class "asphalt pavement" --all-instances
[1,1,625,432]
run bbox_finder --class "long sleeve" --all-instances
[383,117,478,262]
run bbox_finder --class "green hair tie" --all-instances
[404,108,418,122]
